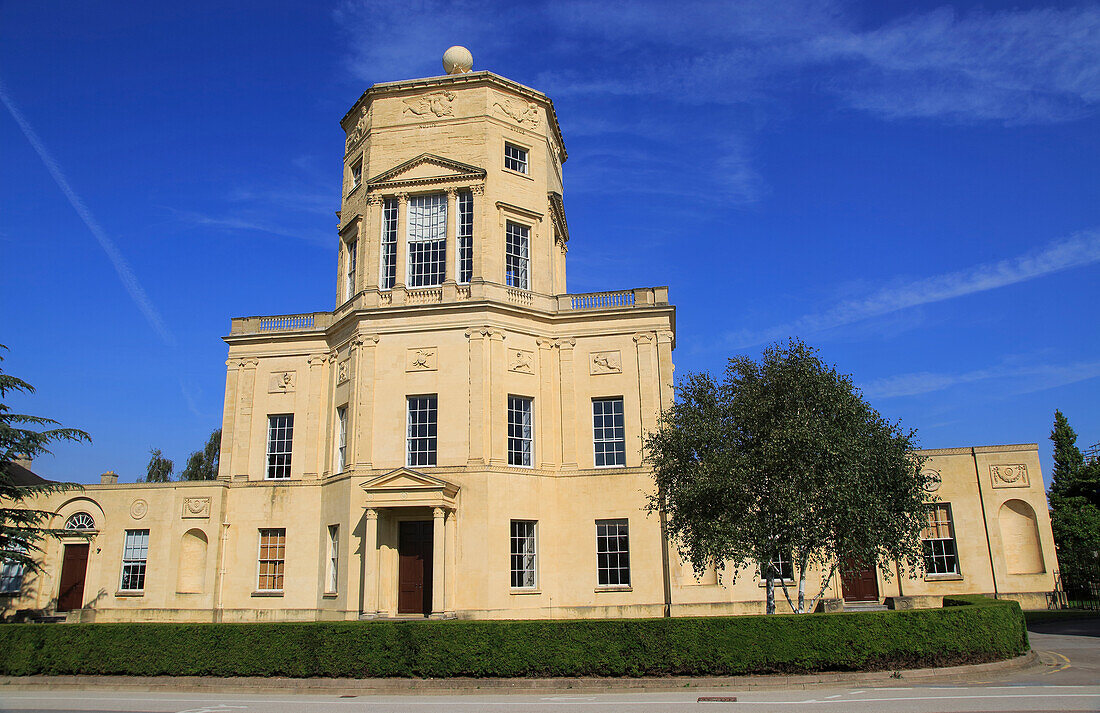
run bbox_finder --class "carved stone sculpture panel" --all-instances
[182,497,212,519]
[337,359,350,385]
[493,98,540,128]
[406,347,438,372]
[129,499,148,520]
[403,91,456,118]
[509,349,534,374]
[268,371,296,393]
[922,469,942,493]
[590,351,622,375]
[991,464,1029,488]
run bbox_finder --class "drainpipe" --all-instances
[659,505,673,618]
[972,447,999,599]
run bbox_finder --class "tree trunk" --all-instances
[766,576,775,615]
[797,554,809,613]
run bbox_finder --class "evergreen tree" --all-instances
[1047,410,1100,579]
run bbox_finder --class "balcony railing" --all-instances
[230,312,332,335]
[570,291,635,310]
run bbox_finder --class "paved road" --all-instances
[2,618,1097,713]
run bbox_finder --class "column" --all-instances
[217,360,240,479]
[393,193,408,302]
[558,339,577,469]
[353,334,379,469]
[656,330,675,412]
[466,328,489,466]
[304,353,327,479]
[443,189,458,300]
[363,197,382,292]
[634,333,659,448]
[445,510,457,617]
[231,358,259,478]
[361,508,378,616]
[537,339,558,469]
[470,184,486,285]
[431,507,446,617]
[488,330,508,466]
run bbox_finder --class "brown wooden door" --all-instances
[57,544,89,612]
[840,558,879,602]
[397,521,433,615]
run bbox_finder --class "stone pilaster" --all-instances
[230,358,259,479]
[557,338,577,469]
[351,333,380,470]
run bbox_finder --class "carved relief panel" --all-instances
[268,371,296,393]
[990,464,1030,488]
[406,347,438,372]
[590,351,622,375]
[509,349,534,374]
[182,497,212,519]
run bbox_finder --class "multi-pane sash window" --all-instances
[593,398,626,467]
[266,414,293,479]
[407,395,438,467]
[505,221,529,290]
[350,159,362,189]
[380,198,398,289]
[327,525,339,593]
[336,406,348,473]
[0,544,26,594]
[510,520,537,589]
[596,519,630,587]
[120,529,149,591]
[345,239,357,301]
[407,193,447,287]
[760,551,794,581]
[258,528,286,591]
[457,191,473,284]
[504,143,528,174]
[922,504,959,575]
[508,396,533,467]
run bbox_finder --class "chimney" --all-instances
[100,471,119,485]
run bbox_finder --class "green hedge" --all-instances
[0,597,1027,678]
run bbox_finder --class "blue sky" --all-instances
[2,0,1098,484]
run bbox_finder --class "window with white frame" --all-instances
[505,221,529,290]
[406,395,438,467]
[335,406,348,473]
[457,190,473,284]
[349,159,362,190]
[407,193,447,287]
[759,551,794,581]
[510,520,537,589]
[504,143,528,174]
[596,519,630,587]
[592,398,626,467]
[120,529,149,591]
[508,396,533,467]
[266,414,294,479]
[327,524,339,593]
[380,198,398,289]
[257,528,286,591]
[0,543,26,594]
[922,503,959,575]
[345,239,357,302]
[65,512,95,531]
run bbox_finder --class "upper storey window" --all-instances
[380,198,398,289]
[345,239,357,302]
[506,221,530,290]
[457,191,473,284]
[349,159,362,191]
[407,194,447,287]
[504,143,528,174]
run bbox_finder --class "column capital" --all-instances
[307,353,328,367]
[556,338,576,351]
[365,194,384,206]
[633,331,656,343]
[365,508,378,521]
[432,506,446,519]
[536,338,557,350]
[351,333,380,351]
[232,357,260,369]
[470,183,485,195]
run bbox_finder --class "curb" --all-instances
[0,652,1040,696]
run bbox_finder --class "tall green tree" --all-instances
[143,448,173,483]
[645,339,929,614]
[1047,411,1100,577]
[180,429,221,481]
[0,346,89,577]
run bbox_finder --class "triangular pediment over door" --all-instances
[360,467,459,509]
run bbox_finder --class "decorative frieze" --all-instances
[407,347,438,372]
[991,464,1029,488]
[182,497,212,519]
[590,351,623,375]
[493,98,540,128]
[403,91,456,118]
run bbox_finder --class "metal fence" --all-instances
[1049,569,1100,610]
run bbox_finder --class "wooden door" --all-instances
[57,544,89,612]
[397,521,433,615]
[840,558,879,602]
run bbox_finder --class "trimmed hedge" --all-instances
[0,596,1027,678]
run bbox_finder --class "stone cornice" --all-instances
[914,443,1039,455]
[366,153,486,188]
[548,191,569,246]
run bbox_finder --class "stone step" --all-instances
[845,602,889,612]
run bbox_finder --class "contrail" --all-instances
[0,80,174,346]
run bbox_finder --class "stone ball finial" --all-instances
[443,46,473,75]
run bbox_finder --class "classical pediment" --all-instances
[367,154,486,190]
[360,468,460,509]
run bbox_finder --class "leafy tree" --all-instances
[143,448,173,483]
[179,429,221,481]
[1047,411,1100,578]
[645,339,929,614]
[0,346,89,577]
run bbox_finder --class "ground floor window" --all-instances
[120,529,149,591]
[922,503,959,575]
[760,551,794,581]
[596,519,630,587]
[327,524,339,594]
[510,520,537,589]
[0,544,25,594]
[258,528,286,591]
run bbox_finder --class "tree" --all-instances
[0,346,89,578]
[1047,411,1100,578]
[143,448,173,483]
[644,339,929,614]
[179,429,221,481]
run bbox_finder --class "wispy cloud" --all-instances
[726,229,1100,349]
[0,80,174,346]
[171,209,330,246]
[862,359,1100,399]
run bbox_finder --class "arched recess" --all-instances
[998,499,1045,575]
[176,529,208,593]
